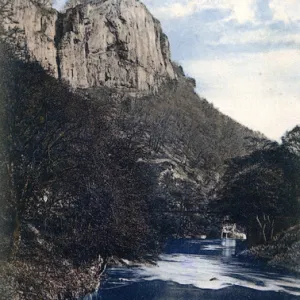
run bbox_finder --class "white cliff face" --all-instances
[4,0,176,93]
[3,0,58,76]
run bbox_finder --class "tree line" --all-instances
[211,129,300,245]
[0,44,163,265]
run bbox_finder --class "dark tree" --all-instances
[213,133,300,245]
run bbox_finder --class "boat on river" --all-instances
[221,223,247,240]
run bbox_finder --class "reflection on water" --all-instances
[221,238,236,256]
[95,239,300,300]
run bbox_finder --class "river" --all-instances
[92,239,300,299]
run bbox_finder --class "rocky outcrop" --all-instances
[3,0,176,93]
[3,0,58,76]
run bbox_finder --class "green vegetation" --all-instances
[0,41,260,297]
[0,45,158,298]
[0,44,159,263]
[1,0,299,298]
[212,129,300,246]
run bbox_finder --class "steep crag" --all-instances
[4,0,176,93]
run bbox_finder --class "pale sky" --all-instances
[54,0,300,140]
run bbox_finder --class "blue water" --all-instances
[93,239,300,299]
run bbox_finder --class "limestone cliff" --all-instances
[3,0,176,93]
[3,0,58,76]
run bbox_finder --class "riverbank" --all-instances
[0,227,103,300]
[0,254,159,299]
[3,227,300,300]
[238,224,300,274]
[0,237,158,300]
[0,254,101,299]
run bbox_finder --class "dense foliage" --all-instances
[113,68,261,238]
[1,1,299,298]
[0,45,160,265]
[0,22,261,297]
[0,38,262,264]
[212,132,300,245]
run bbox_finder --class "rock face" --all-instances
[3,0,58,76]
[3,0,176,93]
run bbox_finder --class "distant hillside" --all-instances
[83,61,263,238]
